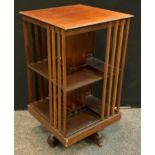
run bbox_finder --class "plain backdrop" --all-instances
[14,0,141,109]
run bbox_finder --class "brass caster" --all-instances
[47,135,59,147]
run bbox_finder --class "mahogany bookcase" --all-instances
[20,4,133,147]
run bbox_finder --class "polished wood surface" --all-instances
[111,20,125,115]
[20,4,133,30]
[66,31,95,68]
[46,26,53,125]
[21,5,132,147]
[116,19,130,113]
[106,21,119,117]
[27,59,104,91]
[101,22,112,119]
[28,99,121,147]
[22,20,33,103]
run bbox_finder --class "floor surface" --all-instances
[14,109,141,155]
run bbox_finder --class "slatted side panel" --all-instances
[111,20,125,115]
[47,27,65,132]
[101,19,130,119]
[116,19,131,113]
[23,20,49,102]
[106,21,119,117]
[23,19,49,103]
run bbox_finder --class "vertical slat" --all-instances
[23,20,33,103]
[30,24,39,100]
[101,22,112,119]
[57,30,62,131]
[43,29,48,97]
[42,28,47,59]
[116,19,130,112]
[51,27,57,128]
[111,20,125,115]
[61,30,67,133]
[37,26,45,99]
[47,26,53,124]
[106,21,119,117]
[36,26,42,60]
[30,24,37,62]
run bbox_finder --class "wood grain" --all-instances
[111,20,125,115]
[61,30,67,133]
[51,27,57,128]
[106,21,119,117]
[116,19,130,112]
[21,5,132,147]
[57,30,62,131]
[22,20,33,103]
[101,22,112,119]
[20,4,133,30]
[47,26,53,125]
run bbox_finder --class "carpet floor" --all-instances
[15,109,140,155]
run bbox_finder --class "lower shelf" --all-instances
[28,98,49,121]
[28,95,102,136]
[28,97,121,147]
[66,107,100,137]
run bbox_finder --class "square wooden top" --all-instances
[20,4,133,30]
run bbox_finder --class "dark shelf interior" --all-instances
[28,98,49,122]
[28,94,102,137]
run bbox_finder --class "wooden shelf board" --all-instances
[27,60,48,79]
[87,57,120,75]
[67,67,103,91]
[28,98,49,122]
[28,96,119,143]
[85,95,102,115]
[28,97,101,137]
[28,97,121,147]
[87,57,104,74]
[66,108,100,137]
[27,59,103,91]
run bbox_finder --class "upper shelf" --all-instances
[19,4,133,30]
[27,58,103,92]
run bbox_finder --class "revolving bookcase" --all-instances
[20,4,133,147]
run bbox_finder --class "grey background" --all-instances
[14,0,141,109]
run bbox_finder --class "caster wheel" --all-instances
[47,135,59,147]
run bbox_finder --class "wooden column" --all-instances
[61,30,67,133]
[30,24,39,100]
[22,19,33,103]
[51,27,57,128]
[37,26,45,99]
[116,19,130,112]
[101,22,112,119]
[57,30,62,131]
[47,26,53,125]
[106,21,119,117]
[111,20,125,115]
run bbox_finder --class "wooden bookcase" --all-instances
[20,4,133,147]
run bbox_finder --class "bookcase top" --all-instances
[20,4,133,30]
